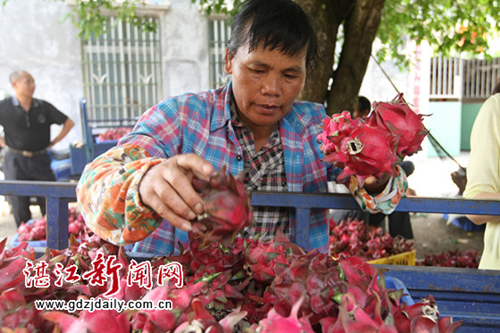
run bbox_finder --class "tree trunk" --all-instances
[296,0,353,105]
[327,0,386,115]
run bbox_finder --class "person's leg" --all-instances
[330,209,369,223]
[366,212,386,230]
[30,153,56,216]
[3,153,32,226]
[388,212,414,239]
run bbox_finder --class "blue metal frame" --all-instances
[1,180,499,331]
[251,192,500,251]
[0,180,76,250]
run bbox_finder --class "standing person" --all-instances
[464,81,500,270]
[0,70,74,226]
[77,0,407,255]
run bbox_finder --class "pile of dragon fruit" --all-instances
[416,249,481,269]
[0,233,462,332]
[317,93,427,186]
[96,127,132,142]
[16,207,88,242]
[0,168,462,332]
[329,219,414,261]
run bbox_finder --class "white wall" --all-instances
[161,0,210,97]
[0,0,211,151]
[0,0,83,150]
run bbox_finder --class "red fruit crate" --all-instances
[367,249,416,266]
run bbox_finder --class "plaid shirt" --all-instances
[231,103,290,239]
[77,82,406,255]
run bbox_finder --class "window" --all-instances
[208,19,231,89]
[81,16,162,127]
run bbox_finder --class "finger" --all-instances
[162,162,206,215]
[140,163,198,220]
[146,193,193,231]
[156,177,201,219]
[175,153,214,181]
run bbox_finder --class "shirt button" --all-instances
[236,155,242,161]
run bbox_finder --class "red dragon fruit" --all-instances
[191,166,253,249]
[321,122,398,187]
[317,111,363,154]
[368,93,427,158]
[253,295,315,332]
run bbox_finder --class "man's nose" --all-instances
[261,74,281,96]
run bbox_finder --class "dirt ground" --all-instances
[408,213,483,259]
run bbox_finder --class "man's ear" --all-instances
[224,48,233,75]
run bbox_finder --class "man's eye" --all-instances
[285,74,298,79]
[251,69,264,74]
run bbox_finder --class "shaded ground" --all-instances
[410,213,484,259]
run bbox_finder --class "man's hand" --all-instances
[363,173,391,194]
[139,154,214,231]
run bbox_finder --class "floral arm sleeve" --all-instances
[345,165,408,214]
[76,143,164,246]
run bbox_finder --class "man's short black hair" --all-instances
[357,96,371,113]
[227,0,318,71]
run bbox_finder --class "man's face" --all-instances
[225,42,306,133]
[12,72,35,99]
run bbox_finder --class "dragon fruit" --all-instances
[317,111,363,154]
[368,93,427,157]
[253,295,315,332]
[191,165,253,249]
[321,122,398,186]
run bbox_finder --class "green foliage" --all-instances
[192,0,241,17]
[192,0,500,67]
[63,0,157,39]
[378,0,500,66]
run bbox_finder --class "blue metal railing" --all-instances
[0,180,76,250]
[1,180,499,331]
[2,181,500,251]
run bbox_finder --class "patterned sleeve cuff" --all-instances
[345,166,408,214]
[77,143,165,246]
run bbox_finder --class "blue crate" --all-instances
[10,220,47,248]
[94,141,117,156]
[51,157,72,181]
[70,145,88,175]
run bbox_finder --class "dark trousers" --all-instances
[3,151,55,226]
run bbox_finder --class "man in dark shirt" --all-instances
[0,70,74,226]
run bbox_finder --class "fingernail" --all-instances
[182,221,192,231]
[187,211,196,220]
[195,203,204,214]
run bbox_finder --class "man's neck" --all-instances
[16,94,32,112]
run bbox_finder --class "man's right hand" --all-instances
[138,154,214,231]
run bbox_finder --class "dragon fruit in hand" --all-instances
[321,122,398,187]
[368,93,427,157]
[191,165,253,249]
[317,111,362,155]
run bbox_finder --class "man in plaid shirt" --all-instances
[77,0,406,255]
